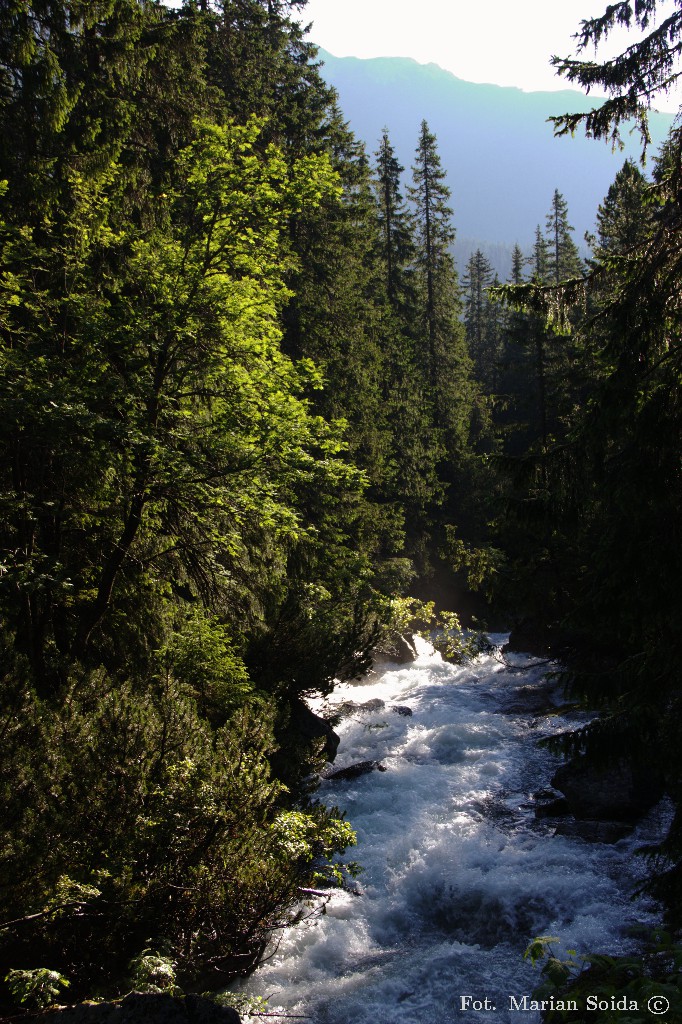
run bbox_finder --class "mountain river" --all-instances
[236,636,668,1023]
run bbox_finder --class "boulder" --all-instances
[372,633,417,664]
[324,760,388,781]
[53,994,240,1024]
[334,698,386,719]
[551,756,664,821]
[390,705,413,717]
[289,701,340,762]
[553,819,634,844]
[534,796,571,819]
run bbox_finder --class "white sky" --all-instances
[298,0,682,113]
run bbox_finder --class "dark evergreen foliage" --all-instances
[496,1,682,935]
[550,0,682,149]
[591,158,653,258]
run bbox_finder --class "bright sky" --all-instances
[298,0,682,113]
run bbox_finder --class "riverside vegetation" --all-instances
[0,0,681,1018]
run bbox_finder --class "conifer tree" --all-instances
[371,130,442,547]
[408,120,457,398]
[593,158,652,257]
[374,129,415,310]
[550,0,682,147]
[530,225,551,446]
[509,243,525,286]
[543,0,682,927]
[540,192,586,441]
[408,119,473,455]
[463,249,498,390]
[197,0,334,154]
[545,188,584,283]
[496,244,535,453]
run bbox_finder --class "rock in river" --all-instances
[324,760,388,781]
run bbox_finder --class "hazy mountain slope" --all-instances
[316,50,674,255]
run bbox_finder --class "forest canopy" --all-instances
[1,0,681,1014]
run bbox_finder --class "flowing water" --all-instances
[237,637,668,1023]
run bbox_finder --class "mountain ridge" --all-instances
[315,48,675,265]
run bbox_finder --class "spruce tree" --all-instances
[372,130,442,548]
[496,244,535,454]
[503,2,682,917]
[545,0,682,928]
[408,120,456,399]
[545,188,584,284]
[593,158,652,257]
[550,0,682,148]
[374,129,415,311]
[530,225,551,446]
[408,119,473,455]
[463,249,497,390]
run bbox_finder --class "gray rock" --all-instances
[390,705,413,717]
[324,760,388,781]
[54,994,240,1024]
[551,756,664,821]
[334,698,385,719]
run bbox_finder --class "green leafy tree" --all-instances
[0,117,345,691]
[0,5,370,1000]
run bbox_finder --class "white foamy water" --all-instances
[235,637,668,1023]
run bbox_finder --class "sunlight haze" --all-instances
[299,0,682,112]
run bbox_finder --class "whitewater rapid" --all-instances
[236,637,667,1023]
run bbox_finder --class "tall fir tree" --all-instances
[463,249,499,391]
[529,225,551,446]
[371,130,442,548]
[408,120,456,401]
[544,0,682,929]
[374,129,415,311]
[496,244,536,454]
[408,120,473,456]
[593,158,653,258]
[545,188,584,284]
